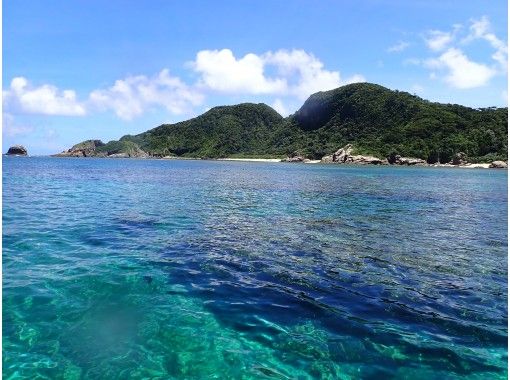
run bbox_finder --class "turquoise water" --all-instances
[3,157,507,379]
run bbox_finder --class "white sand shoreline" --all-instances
[218,158,282,162]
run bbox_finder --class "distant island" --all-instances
[53,83,508,166]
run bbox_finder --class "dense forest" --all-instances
[64,83,509,163]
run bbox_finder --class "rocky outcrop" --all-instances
[347,155,385,165]
[282,152,309,163]
[321,144,384,165]
[489,161,508,168]
[6,145,28,156]
[395,156,427,166]
[53,140,105,157]
[451,152,468,166]
[387,152,427,166]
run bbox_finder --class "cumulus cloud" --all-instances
[89,69,203,120]
[192,49,287,94]
[425,48,495,89]
[265,49,350,99]
[192,48,364,100]
[420,16,507,89]
[3,77,86,116]
[387,41,410,53]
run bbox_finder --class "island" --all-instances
[53,83,508,167]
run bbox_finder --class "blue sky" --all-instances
[3,0,508,154]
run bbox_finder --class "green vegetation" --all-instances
[120,103,284,158]
[95,140,146,156]
[283,83,507,163]
[72,83,509,163]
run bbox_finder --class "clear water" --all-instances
[3,157,507,379]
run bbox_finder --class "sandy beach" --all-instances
[218,158,282,162]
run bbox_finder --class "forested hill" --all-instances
[58,83,508,163]
[284,83,508,162]
[120,103,284,158]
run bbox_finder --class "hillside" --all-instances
[121,103,284,158]
[55,83,508,163]
[282,83,508,162]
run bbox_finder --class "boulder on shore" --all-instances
[489,161,508,168]
[451,152,468,166]
[388,153,427,166]
[6,145,28,156]
[321,144,384,165]
[346,155,384,165]
[282,152,309,163]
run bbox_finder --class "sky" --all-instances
[3,0,508,154]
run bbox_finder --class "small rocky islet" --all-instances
[5,145,28,156]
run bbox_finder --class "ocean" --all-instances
[3,157,507,379]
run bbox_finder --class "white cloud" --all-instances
[266,49,341,99]
[192,48,364,100]
[192,49,287,94]
[3,77,86,116]
[425,48,495,89]
[89,69,203,120]
[424,30,454,51]
[419,16,506,89]
[465,16,507,69]
[387,41,410,53]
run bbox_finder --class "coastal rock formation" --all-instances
[489,161,508,168]
[395,156,427,166]
[6,145,28,156]
[387,153,427,166]
[283,152,309,163]
[451,152,468,166]
[332,144,354,163]
[347,155,385,165]
[321,144,384,165]
[54,140,105,157]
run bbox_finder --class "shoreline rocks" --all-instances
[321,144,385,164]
[489,160,508,168]
[320,144,386,165]
[6,145,28,156]
[451,152,468,166]
[387,152,427,166]
[282,152,310,163]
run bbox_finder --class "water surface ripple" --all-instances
[3,157,507,379]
